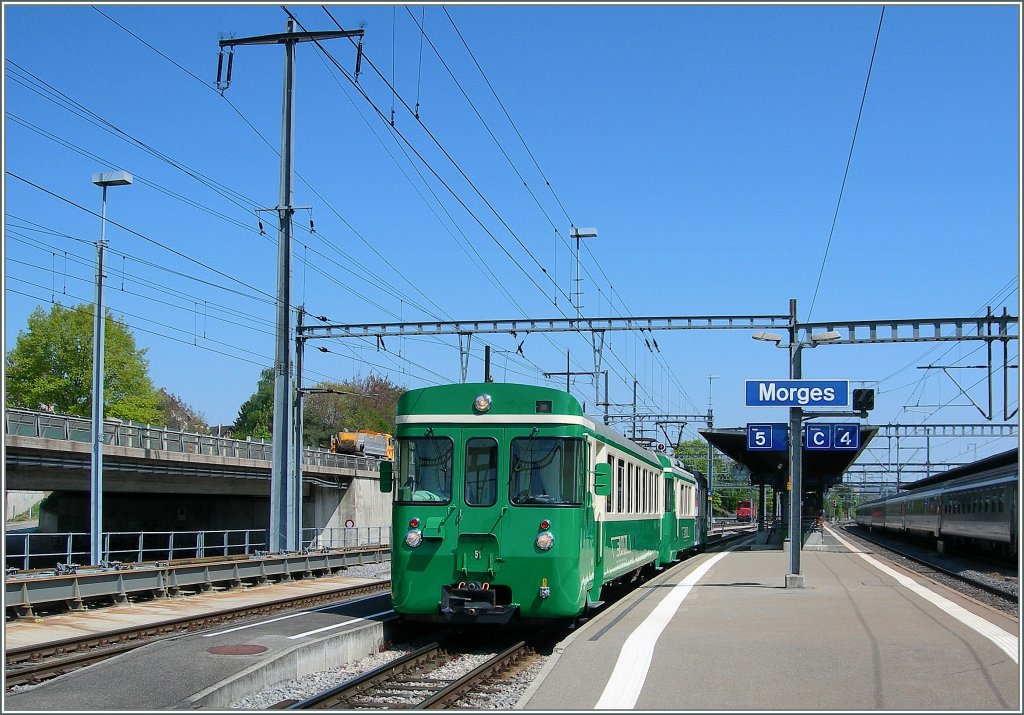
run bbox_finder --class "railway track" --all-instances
[4,579,391,688]
[280,639,535,709]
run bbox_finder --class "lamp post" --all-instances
[89,170,132,567]
[752,299,840,587]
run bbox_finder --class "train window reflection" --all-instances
[509,437,583,506]
[465,438,497,507]
[395,435,453,503]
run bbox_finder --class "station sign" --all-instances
[745,380,849,408]
[746,423,788,451]
[804,423,861,450]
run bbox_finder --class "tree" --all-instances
[233,371,406,445]
[232,367,274,440]
[5,303,162,423]
[674,438,740,516]
[302,374,405,448]
[157,388,208,433]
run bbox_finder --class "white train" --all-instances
[855,449,1018,559]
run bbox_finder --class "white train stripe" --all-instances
[397,414,590,426]
[595,547,736,709]
[830,528,1018,663]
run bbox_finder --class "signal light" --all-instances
[409,518,420,528]
[540,520,550,530]
[853,388,875,412]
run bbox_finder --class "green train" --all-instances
[379,382,708,625]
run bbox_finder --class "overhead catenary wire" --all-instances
[78,4,660,409]
[805,5,886,321]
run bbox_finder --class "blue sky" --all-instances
[3,3,1020,483]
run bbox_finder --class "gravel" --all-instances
[228,634,548,709]
[229,559,549,709]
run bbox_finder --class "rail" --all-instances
[4,407,384,471]
[5,526,392,571]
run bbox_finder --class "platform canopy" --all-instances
[699,425,878,494]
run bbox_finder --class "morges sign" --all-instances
[745,380,849,408]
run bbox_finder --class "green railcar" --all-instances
[380,382,708,625]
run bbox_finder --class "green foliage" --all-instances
[233,370,405,445]
[5,303,162,424]
[673,438,745,516]
[302,374,405,448]
[825,485,860,520]
[157,388,208,433]
[232,367,275,440]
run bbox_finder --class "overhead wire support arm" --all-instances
[297,313,793,340]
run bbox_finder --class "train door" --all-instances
[455,427,504,583]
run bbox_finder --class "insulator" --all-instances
[225,50,234,84]
[216,50,224,85]
[258,219,264,234]
[355,41,363,81]
[309,217,315,233]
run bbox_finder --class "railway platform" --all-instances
[3,572,393,710]
[517,524,1019,710]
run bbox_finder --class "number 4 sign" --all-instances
[833,424,860,450]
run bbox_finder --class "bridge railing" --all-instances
[305,526,391,550]
[4,407,382,471]
[5,528,270,571]
[5,525,393,571]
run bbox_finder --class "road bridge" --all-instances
[4,408,390,535]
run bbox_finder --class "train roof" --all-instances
[899,447,1019,492]
[396,381,665,464]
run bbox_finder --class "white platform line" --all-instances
[201,594,381,637]
[288,609,392,639]
[830,528,1018,663]
[595,547,736,709]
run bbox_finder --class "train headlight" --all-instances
[473,394,492,413]
[535,531,555,551]
[404,529,423,548]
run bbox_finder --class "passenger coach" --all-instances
[379,382,707,625]
[854,449,1017,558]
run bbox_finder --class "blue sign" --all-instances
[832,424,861,450]
[804,424,832,450]
[745,380,850,407]
[802,423,861,450]
[747,423,788,451]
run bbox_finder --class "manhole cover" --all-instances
[207,644,268,656]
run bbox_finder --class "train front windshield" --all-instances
[396,435,454,503]
[510,436,583,506]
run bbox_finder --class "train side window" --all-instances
[640,469,646,514]
[465,438,498,507]
[616,458,625,514]
[607,455,616,512]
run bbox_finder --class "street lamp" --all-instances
[90,170,132,567]
[569,227,597,317]
[751,300,839,588]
